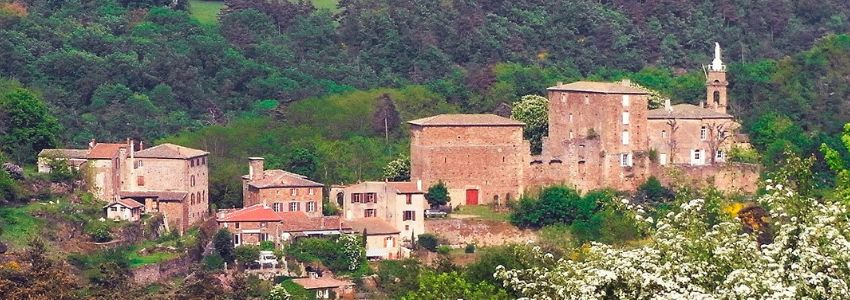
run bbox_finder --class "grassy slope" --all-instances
[0,204,43,250]
[188,0,339,26]
[451,205,510,222]
[189,0,225,26]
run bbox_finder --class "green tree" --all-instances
[234,245,260,267]
[510,186,599,229]
[0,87,60,163]
[425,181,450,207]
[401,271,510,300]
[213,228,235,263]
[511,95,549,154]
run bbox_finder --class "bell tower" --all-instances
[705,42,728,114]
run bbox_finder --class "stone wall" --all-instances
[425,219,537,247]
[650,163,760,194]
[647,117,740,166]
[410,125,527,206]
[132,254,194,285]
[248,186,322,217]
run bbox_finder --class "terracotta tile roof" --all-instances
[88,143,126,159]
[219,204,285,222]
[120,190,187,201]
[281,215,350,232]
[292,277,353,290]
[648,104,734,119]
[408,114,524,127]
[38,148,90,159]
[547,81,649,94]
[105,198,144,209]
[386,182,424,194]
[247,170,324,188]
[345,218,400,235]
[134,143,208,159]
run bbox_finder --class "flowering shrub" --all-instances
[339,234,364,271]
[495,155,850,299]
[267,283,291,300]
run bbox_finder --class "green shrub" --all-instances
[464,244,476,253]
[375,259,422,298]
[234,245,261,267]
[510,186,603,228]
[436,245,451,255]
[425,181,450,207]
[287,235,366,273]
[260,240,275,251]
[85,220,112,242]
[728,146,761,163]
[203,253,225,270]
[417,234,439,252]
[634,176,674,205]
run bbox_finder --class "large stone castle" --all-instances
[409,44,759,207]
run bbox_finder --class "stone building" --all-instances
[410,43,757,198]
[104,198,144,222]
[39,140,210,233]
[341,181,427,242]
[241,157,324,217]
[408,114,528,206]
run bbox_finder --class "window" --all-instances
[290,188,296,196]
[190,175,195,187]
[191,194,195,205]
[403,210,415,221]
[569,113,573,123]
[620,153,633,167]
[309,188,314,196]
[365,193,377,203]
[405,225,410,231]
[662,130,667,139]
[569,130,574,139]
[716,150,724,159]
[584,95,589,104]
[306,201,316,212]
[273,202,283,212]
[622,130,630,145]
[660,153,668,165]
[622,112,630,125]
[352,193,362,203]
[202,157,206,165]
[233,234,240,245]
[111,207,117,211]
[235,222,240,229]
[406,194,412,205]
[190,159,194,167]
[365,209,377,218]
[622,95,630,107]
[694,149,702,160]
[289,202,300,212]
[700,126,707,140]
[137,176,145,186]
[134,160,143,169]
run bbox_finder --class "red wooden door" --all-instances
[465,189,479,205]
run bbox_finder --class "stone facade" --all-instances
[410,44,758,196]
[241,157,324,217]
[409,115,528,206]
[39,140,210,234]
[341,181,427,242]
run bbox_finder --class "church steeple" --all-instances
[706,42,728,114]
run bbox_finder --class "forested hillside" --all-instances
[3,0,850,207]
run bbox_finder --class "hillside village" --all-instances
[4,45,764,298]
[4,0,850,298]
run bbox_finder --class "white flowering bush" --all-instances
[267,283,291,300]
[339,234,364,271]
[383,155,410,181]
[496,155,850,299]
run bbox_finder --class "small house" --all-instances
[104,198,145,222]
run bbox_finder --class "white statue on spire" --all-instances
[711,42,724,71]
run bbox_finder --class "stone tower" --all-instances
[706,42,728,114]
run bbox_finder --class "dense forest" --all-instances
[3,0,850,207]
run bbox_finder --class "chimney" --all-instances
[248,157,265,181]
[416,179,422,192]
[699,100,705,108]
[89,138,96,149]
[129,139,135,159]
[139,141,144,150]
